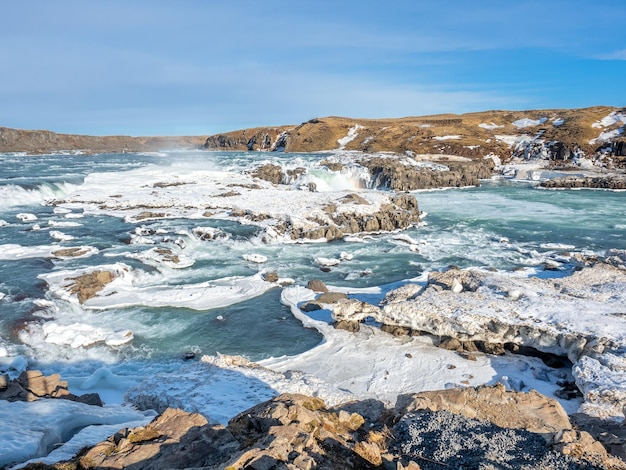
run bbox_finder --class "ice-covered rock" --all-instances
[315,256,340,267]
[573,354,626,419]
[243,253,267,264]
[332,264,626,418]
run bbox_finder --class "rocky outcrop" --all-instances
[203,126,292,151]
[66,270,116,304]
[0,370,102,406]
[362,157,494,190]
[540,175,626,189]
[25,389,625,470]
[289,193,421,242]
[251,163,284,184]
[77,408,239,469]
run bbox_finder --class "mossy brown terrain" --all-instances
[204,106,626,166]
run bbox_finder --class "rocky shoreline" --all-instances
[14,385,626,469]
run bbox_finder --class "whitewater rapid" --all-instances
[1,150,625,468]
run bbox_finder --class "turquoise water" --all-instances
[0,151,624,374]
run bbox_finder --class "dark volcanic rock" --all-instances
[362,157,494,190]
[203,127,290,151]
[393,410,598,470]
[540,175,626,189]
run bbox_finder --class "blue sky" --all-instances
[1,0,625,136]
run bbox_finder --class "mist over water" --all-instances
[0,150,624,378]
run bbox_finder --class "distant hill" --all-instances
[203,106,626,167]
[0,127,206,154]
[2,107,625,168]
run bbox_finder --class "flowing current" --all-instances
[0,150,625,388]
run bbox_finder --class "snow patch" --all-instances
[337,125,364,150]
[478,122,504,130]
[512,117,548,128]
[591,111,626,128]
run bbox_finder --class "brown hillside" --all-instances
[203,106,626,165]
[0,127,207,154]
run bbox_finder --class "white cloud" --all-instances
[0,0,624,135]
[597,49,626,61]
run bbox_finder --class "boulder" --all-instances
[332,298,381,324]
[383,283,423,304]
[79,408,240,469]
[262,271,279,283]
[428,268,484,292]
[225,394,378,469]
[316,292,348,303]
[251,163,284,184]
[66,269,115,304]
[395,384,571,441]
[335,320,361,332]
[0,370,103,406]
[306,279,329,293]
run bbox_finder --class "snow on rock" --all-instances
[432,135,461,140]
[191,226,228,241]
[512,117,548,128]
[339,251,353,261]
[591,111,626,128]
[41,321,134,348]
[126,246,195,270]
[0,244,98,260]
[243,253,267,264]
[49,230,74,242]
[495,134,532,147]
[39,264,274,311]
[261,283,580,414]
[551,117,565,126]
[589,128,624,145]
[573,354,626,419]
[54,162,418,243]
[314,256,341,267]
[0,399,153,468]
[16,213,37,222]
[337,125,364,150]
[330,264,626,418]
[0,355,28,380]
[478,122,504,130]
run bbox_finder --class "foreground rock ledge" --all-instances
[22,388,625,470]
